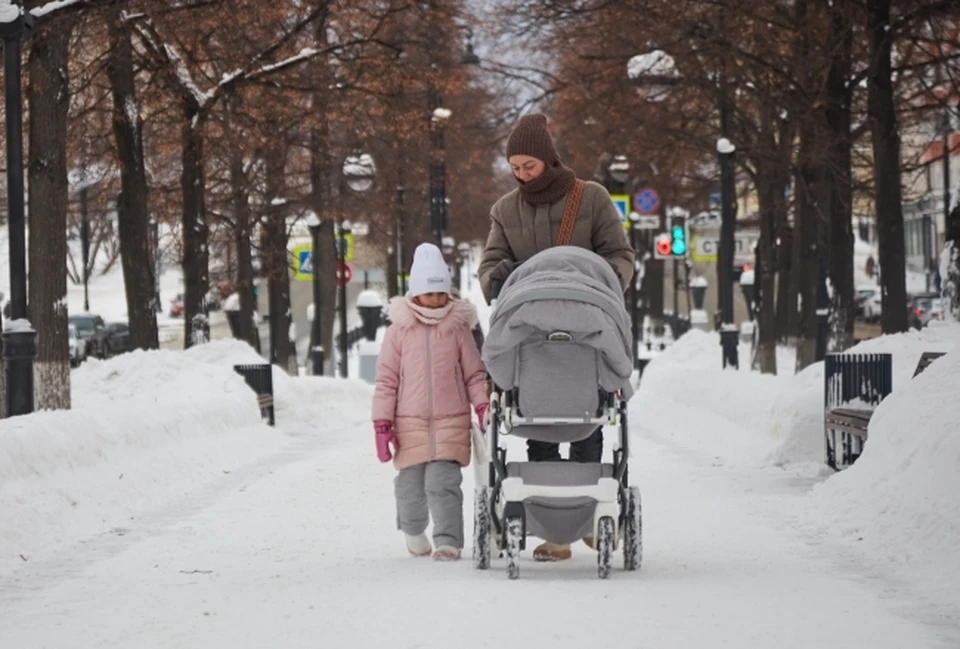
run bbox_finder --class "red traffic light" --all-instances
[656,236,672,257]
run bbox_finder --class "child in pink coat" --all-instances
[372,243,489,561]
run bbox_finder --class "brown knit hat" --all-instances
[506,113,559,164]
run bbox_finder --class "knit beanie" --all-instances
[506,113,559,165]
[408,243,451,297]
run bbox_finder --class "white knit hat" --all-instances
[408,243,451,297]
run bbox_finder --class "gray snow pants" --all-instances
[395,461,464,549]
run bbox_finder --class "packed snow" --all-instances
[0,257,958,647]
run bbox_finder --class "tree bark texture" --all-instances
[263,148,296,374]
[754,164,778,375]
[181,112,210,347]
[229,139,258,351]
[106,10,159,351]
[793,119,822,372]
[942,200,960,320]
[28,18,73,410]
[824,0,855,351]
[867,0,909,334]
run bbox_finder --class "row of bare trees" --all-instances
[494,0,960,375]
[2,0,504,411]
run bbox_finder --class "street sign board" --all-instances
[631,213,661,230]
[633,188,661,215]
[292,244,313,282]
[336,262,353,287]
[335,233,355,262]
[690,233,759,264]
[610,194,631,228]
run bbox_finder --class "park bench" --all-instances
[823,353,891,470]
[233,363,275,426]
[823,350,945,470]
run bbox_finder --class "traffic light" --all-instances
[653,216,688,259]
[669,215,687,256]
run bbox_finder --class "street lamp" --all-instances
[305,212,324,376]
[342,151,375,378]
[427,25,480,249]
[627,211,641,367]
[1,0,36,417]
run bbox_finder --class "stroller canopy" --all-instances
[482,247,635,402]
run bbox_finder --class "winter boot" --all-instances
[406,533,432,557]
[433,545,461,561]
[532,542,572,562]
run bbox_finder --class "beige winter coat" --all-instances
[478,181,635,303]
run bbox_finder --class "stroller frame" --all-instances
[473,381,642,580]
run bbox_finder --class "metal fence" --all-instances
[824,353,892,411]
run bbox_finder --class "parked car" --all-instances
[907,292,940,329]
[68,323,86,367]
[854,287,878,319]
[89,321,132,357]
[68,313,107,358]
[169,294,185,318]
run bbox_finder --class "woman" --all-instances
[478,113,635,562]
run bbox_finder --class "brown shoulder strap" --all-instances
[556,179,586,246]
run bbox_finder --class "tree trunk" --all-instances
[754,165,778,375]
[263,148,297,374]
[794,122,822,372]
[867,0,909,334]
[230,140,258,351]
[106,9,159,351]
[942,200,960,321]
[181,112,210,347]
[825,0,855,351]
[28,18,73,410]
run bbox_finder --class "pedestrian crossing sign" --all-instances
[292,244,313,281]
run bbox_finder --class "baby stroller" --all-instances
[474,247,642,580]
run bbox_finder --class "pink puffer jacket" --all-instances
[371,298,488,470]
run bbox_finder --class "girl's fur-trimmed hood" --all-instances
[387,297,479,334]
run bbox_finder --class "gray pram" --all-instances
[473,246,642,579]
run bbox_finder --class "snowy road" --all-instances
[0,404,955,649]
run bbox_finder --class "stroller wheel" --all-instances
[504,516,523,580]
[622,486,642,571]
[472,487,492,570]
[597,516,615,579]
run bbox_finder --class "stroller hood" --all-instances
[482,247,635,403]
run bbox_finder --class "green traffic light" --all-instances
[672,239,687,255]
[672,225,684,239]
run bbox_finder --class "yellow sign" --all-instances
[292,244,314,281]
[610,194,631,230]
[292,234,355,282]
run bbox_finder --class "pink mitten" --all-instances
[374,420,398,463]
[475,403,489,433]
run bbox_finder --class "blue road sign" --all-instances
[634,188,661,215]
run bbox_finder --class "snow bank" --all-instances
[632,330,785,462]
[766,321,959,467]
[805,347,960,610]
[0,341,288,571]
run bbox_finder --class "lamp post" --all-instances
[306,213,324,376]
[627,211,641,367]
[717,136,739,369]
[2,1,36,417]
[426,21,480,249]
[341,152,375,378]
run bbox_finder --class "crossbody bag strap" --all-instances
[555,179,586,246]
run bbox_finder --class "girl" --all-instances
[372,243,489,561]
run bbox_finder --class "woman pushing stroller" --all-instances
[478,113,636,562]
[372,243,489,561]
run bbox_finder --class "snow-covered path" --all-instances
[0,407,955,649]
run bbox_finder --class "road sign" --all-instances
[631,213,661,230]
[611,194,631,230]
[690,232,759,263]
[335,262,352,287]
[292,244,313,282]
[633,188,661,215]
[335,233,355,262]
